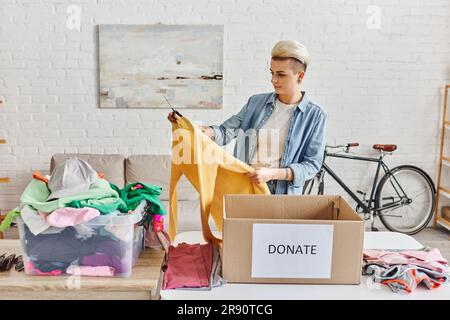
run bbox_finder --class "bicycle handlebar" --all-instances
[326,142,359,149]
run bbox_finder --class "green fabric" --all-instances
[0,208,21,232]
[111,182,167,215]
[20,178,125,214]
[66,197,127,215]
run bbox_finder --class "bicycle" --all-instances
[302,143,436,235]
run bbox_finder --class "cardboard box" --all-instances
[222,195,365,285]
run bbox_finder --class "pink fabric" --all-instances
[162,242,213,290]
[401,248,448,264]
[27,261,62,276]
[66,265,115,277]
[363,248,449,273]
[153,214,164,232]
[45,207,100,228]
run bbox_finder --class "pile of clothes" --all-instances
[363,248,450,293]
[0,157,168,277]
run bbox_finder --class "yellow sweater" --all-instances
[169,116,270,245]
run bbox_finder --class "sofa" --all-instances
[50,153,208,234]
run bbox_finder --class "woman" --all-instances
[168,40,327,194]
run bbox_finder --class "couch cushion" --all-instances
[126,155,198,201]
[161,200,218,233]
[50,154,126,188]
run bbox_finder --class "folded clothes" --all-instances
[66,265,115,277]
[81,253,124,274]
[163,242,213,290]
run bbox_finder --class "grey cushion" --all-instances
[50,154,126,188]
[161,200,217,232]
[126,155,198,201]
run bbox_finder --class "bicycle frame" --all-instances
[320,150,409,214]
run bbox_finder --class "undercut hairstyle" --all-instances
[271,40,310,72]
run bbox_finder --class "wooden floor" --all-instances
[410,226,450,261]
[364,224,450,260]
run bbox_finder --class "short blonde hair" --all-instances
[271,40,310,71]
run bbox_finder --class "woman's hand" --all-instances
[245,168,293,184]
[245,168,277,184]
[167,112,181,123]
[199,125,215,140]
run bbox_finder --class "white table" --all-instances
[161,231,450,300]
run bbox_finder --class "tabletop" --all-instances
[161,231,450,300]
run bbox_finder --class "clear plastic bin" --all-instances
[16,209,145,277]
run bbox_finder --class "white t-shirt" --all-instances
[250,98,298,169]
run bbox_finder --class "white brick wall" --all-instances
[1,0,449,217]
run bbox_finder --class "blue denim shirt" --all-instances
[210,91,327,195]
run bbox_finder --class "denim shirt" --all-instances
[210,91,327,195]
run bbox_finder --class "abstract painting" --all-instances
[99,24,223,109]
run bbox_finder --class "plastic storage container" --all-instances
[16,210,145,277]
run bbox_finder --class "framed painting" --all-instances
[99,24,223,109]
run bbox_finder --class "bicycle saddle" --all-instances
[373,144,397,152]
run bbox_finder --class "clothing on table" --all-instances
[47,157,98,201]
[27,261,63,276]
[24,225,128,273]
[209,91,327,194]
[29,258,70,273]
[363,248,449,274]
[364,264,449,293]
[21,178,126,214]
[3,157,156,276]
[363,248,449,293]
[66,265,115,277]
[25,224,89,262]
[45,207,100,228]
[209,243,226,289]
[169,116,270,245]
[162,242,213,290]
[250,98,298,169]
[81,253,124,274]
[110,182,167,215]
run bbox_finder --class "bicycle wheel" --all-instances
[375,165,435,235]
